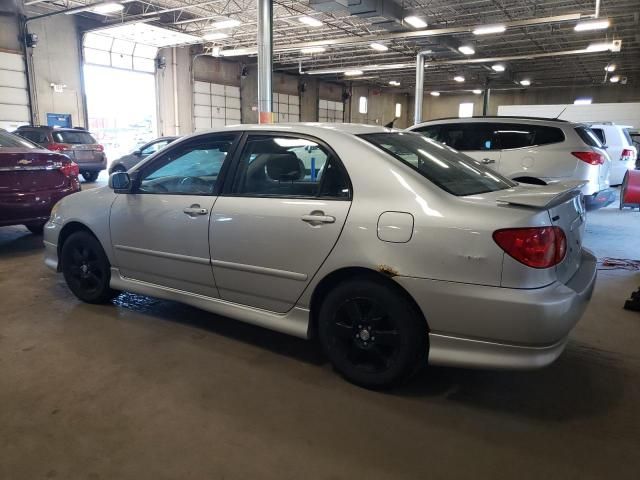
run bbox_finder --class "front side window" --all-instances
[361,132,515,196]
[138,134,236,195]
[231,135,350,198]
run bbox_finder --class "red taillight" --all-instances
[572,151,605,165]
[95,144,104,152]
[621,148,637,162]
[493,227,567,269]
[59,161,79,178]
[48,142,70,152]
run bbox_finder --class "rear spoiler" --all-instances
[496,181,587,209]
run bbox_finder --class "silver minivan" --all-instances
[408,117,614,209]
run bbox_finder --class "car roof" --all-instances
[16,125,90,132]
[410,116,576,128]
[215,122,393,136]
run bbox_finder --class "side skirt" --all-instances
[109,268,311,339]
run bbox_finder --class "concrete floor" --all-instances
[1,183,640,479]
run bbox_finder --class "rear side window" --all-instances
[416,123,499,151]
[18,130,49,144]
[0,130,36,148]
[495,123,565,149]
[575,126,603,148]
[361,132,515,196]
[590,128,606,145]
[53,131,96,144]
[622,128,633,146]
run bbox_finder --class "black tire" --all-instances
[110,165,126,174]
[26,222,45,235]
[318,276,427,389]
[82,171,99,182]
[60,231,117,304]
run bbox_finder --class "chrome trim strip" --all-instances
[109,268,310,338]
[114,244,211,265]
[0,164,60,172]
[427,333,568,370]
[212,259,308,281]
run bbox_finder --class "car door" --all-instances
[439,123,502,172]
[210,132,352,313]
[109,133,239,297]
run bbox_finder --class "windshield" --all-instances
[0,130,37,149]
[52,131,96,144]
[360,132,515,196]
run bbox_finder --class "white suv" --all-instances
[407,117,614,209]
[586,123,637,185]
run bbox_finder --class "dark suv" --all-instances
[14,126,106,182]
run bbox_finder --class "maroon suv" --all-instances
[0,129,81,234]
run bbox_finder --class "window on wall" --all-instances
[318,99,344,123]
[273,93,300,123]
[395,103,402,118]
[458,103,474,118]
[83,32,157,73]
[359,96,368,114]
[193,81,242,131]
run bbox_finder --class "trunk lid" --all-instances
[496,181,586,284]
[0,149,69,192]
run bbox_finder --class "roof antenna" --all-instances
[554,105,569,120]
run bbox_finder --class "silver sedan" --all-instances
[43,124,596,388]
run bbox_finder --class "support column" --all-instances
[482,85,491,116]
[257,0,273,123]
[413,51,430,125]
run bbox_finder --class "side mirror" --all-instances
[133,149,142,157]
[109,171,132,193]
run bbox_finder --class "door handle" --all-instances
[183,204,208,216]
[301,210,336,225]
[481,158,496,164]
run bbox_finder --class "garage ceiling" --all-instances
[26,1,640,92]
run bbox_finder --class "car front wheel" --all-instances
[61,231,117,304]
[318,276,427,389]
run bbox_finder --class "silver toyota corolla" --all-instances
[43,124,597,388]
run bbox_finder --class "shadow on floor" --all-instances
[0,227,44,258]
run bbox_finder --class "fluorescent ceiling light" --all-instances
[586,42,615,52]
[574,19,610,32]
[202,32,229,41]
[344,70,363,76]
[454,75,465,82]
[404,16,427,29]
[389,80,400,86]
[301,46,326,54]
[92,2,124,14]
[610,75,620,83]
[574,98,592,105]
[605,64,616,72]
[473,24,506,35]
[430,91,440,96]
[298,16,323,27]
[473,89,482,94]
[491,64,505,72]
[209,19,241,30]
[370,42,389,52]
[520,79,531,86]
[458,45,475,55]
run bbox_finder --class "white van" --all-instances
[407,117,614,209]
[586,123,637,185]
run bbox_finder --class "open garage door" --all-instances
[0,52,30,131]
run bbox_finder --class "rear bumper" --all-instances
[76,155,107,172]
[395,249,597,369]
[584,188,616,210]
[0,183,79,228]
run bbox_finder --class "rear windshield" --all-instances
[0,130,37,149]
[622,128,633,146]
[52,131,96,144]
[360,132,516,196]
[575,126,603,147]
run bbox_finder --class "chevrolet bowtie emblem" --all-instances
[17,159,32,165]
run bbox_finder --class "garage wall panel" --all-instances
[193,80,243,131]
[273,93,300,123]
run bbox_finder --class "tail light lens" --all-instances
[48,142,70,152]
[621,148,637,162]
[59,161,79,178]
[572,151,605,165]
[95,144,105,152]
[493,227,567,269]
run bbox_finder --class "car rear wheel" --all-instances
[82,171,99,182]
[25,222,45,235]
[61,231,117,304]
[318,277,427,389]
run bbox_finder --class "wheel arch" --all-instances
[57,221,104,270]
[307,266,429,338]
